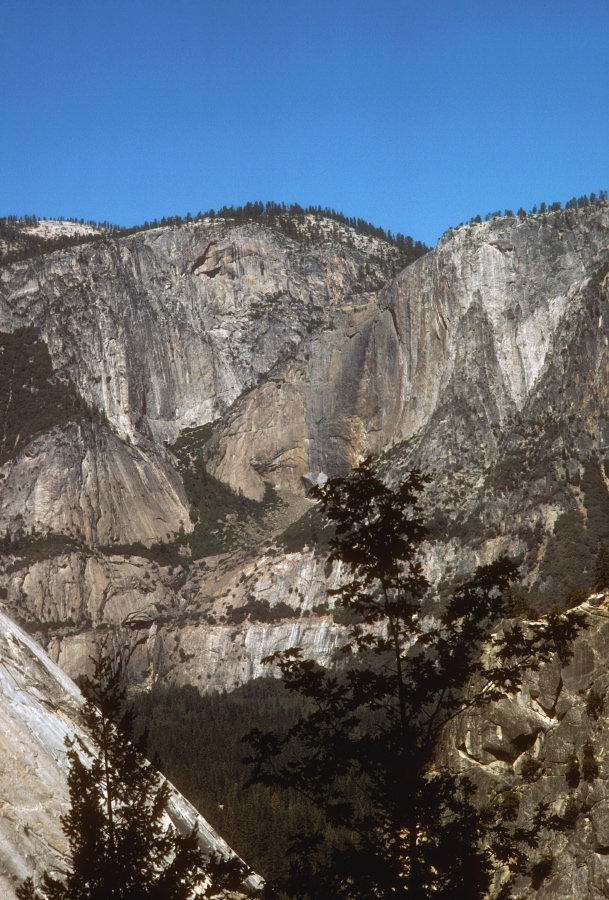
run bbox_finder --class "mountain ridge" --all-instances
[2,199,609,895]
[1,202,609,674]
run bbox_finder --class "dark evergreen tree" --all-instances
[244,458,585,899]
[593,542,609,592]
[18,648,249,900]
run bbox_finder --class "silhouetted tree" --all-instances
[245,458,585,899]
[18,648,249,900]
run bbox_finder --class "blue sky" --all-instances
[2,0,608,246]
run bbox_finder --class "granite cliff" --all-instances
[441,592,609,899]
[0,204,608,680]
[1,202,609,894]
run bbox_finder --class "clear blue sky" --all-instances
[2,0,608,246]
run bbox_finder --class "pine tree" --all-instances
[593,542,609,592]
[18,648,249,900]
[244,458,585,899]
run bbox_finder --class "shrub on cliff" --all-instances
[0,327,94,464]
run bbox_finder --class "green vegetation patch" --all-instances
[0,327,96,464]
[131,678,340,886]
[97,538,187,569]
[170,423,216,457]
[1,528,85,573]
[171,428,281,558]
[275,505,335,554]
[225,597,300,625]
[530,461,609,609]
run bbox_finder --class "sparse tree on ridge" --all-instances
[593,542,609,593]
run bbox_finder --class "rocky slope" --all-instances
[0,607,260,898]
[205,206,609,498]
[0,215,415,680]
[0,218,400,444]
[442,593,609,899]
[1,541,351,689]
[0,422,191,546]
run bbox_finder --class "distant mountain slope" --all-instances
[0,203,607,690]
[0,218,104,266]
[2,202,609,900]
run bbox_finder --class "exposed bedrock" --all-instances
[205,207,609,498]
[0,222,394,443]
[0,421,191,545]
[442,596,609,899]
[0,609,260,899]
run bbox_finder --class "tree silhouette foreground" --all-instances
[18,647,250,900]
[244,458,586,899]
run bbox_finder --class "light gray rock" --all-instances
[2,207,609,899]
[0,607,261,897]
[0,221,398,444]
[205,206,609,501]
[28,549,351,690]
[0,421,191,546]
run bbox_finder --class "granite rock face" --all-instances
[205,207,609,502]
[1,205,609,896]
[0,211,607,589]
[0,422,191,546]
[0,608,260,898]
[0,220,398,444]
[0,206,608,677]
[441,595,609,899]
[3,545,351,690]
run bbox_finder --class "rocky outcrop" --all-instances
[0,608,260,898]
[0,221,398,444]
[0,421,191,546]
[3,546,349,690]
[145,615,349,693]
[2,206,607,574]
[440,594,609,898]
[2,206,609,898]
[0,205,608,685]
[2,550,179,628]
